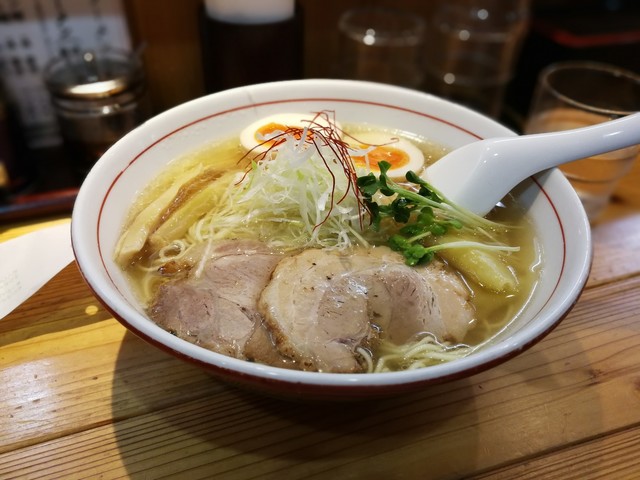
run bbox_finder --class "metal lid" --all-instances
[44,50,144,100]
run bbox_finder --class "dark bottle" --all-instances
[199,0,304,93]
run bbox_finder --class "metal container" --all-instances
[44,49,150,177]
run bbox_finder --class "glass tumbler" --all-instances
[524,61,640,221]
[424,0,530,117]
[337,7,426,89]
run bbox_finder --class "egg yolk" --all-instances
[254,122,313,147]
[351,145,410,172]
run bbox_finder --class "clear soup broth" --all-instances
[114,116,541,373]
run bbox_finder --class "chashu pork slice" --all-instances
[258,246,475,373]
[149,239,286,359]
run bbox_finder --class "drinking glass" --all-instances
[424,0,530,117]
[524,61,640,222]
[337,7,425,89]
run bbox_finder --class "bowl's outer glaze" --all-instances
[71,79,592,399]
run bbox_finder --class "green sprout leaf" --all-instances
[357,161,510,266]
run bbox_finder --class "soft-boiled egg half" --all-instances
[348,132,425,180]
[240,113,339,154]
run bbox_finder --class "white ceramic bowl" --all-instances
[71,79,592,400]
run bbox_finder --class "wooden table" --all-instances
[2,164,640,480]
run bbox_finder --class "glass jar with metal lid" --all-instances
[44,49,151,178]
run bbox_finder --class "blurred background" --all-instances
[1,0,639,218]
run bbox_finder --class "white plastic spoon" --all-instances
[423,112,640,217]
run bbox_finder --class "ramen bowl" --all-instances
[71,79,592,400]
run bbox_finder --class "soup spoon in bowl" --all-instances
[423,112,640,217]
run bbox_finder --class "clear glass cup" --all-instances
[524,61,640,222]
[424,0,530,117]
[337,7,425,89]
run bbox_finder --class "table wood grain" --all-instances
[1,163,640,479]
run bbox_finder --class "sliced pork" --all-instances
[149,240,285,358]
[149,240,475,373]
[259,247,474,372]
[258,246,475,373]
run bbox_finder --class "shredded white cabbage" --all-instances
[190,130,383,252]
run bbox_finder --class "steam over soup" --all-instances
[114,112,541,373]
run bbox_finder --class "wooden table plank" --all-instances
[587,158,640,287]
[1,273,639,479]
[589,212,640,287]
[471,426,640,480]
[2,154,640,479]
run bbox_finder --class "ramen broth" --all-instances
[117,121,541,371]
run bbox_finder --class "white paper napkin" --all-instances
[0,221,74,320]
